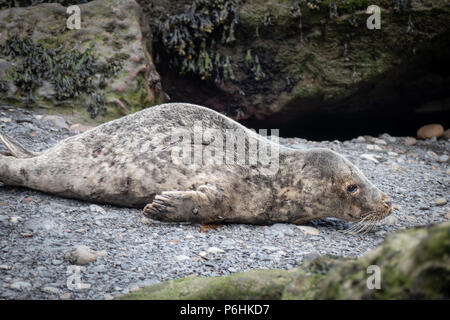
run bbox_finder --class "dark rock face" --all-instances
[147,0,450,139]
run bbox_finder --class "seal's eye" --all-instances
[347,184,358,194]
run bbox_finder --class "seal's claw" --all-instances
[143,198,171,218]
[141,185,225,223]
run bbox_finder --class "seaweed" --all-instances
[152,0,238,82]
[86,92,106,119]
[0,35,122,118]
[0,36,98,103]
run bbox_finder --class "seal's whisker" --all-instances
[361,219,376,234]
[347,220,367,234]
[344,212,377,234]
[365,216,381,234]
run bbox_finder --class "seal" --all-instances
[0,103,392,226]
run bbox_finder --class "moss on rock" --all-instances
[120,269,298,300]
[120,222,450,300]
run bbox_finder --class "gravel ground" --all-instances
[0,105,448,300]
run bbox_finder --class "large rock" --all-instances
[417,124,445,139]
[142,0,450,138]
[120,222,450,299]
[120,269,298,300]
[0,0,165,124]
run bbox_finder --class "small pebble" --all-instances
[65,245,98,265]
[296,226,320,236]
[435,198,447,206]
[360,154,379,164]
[42,286,60,294]
[207,247,225,254]
[384,215,398,225]
[174,255,190,262]
[60,293,73,300]
[404,137,417,145]
[366,144,383,151]
[10,281,31,291]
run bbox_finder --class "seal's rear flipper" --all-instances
[142,185,230,224]
[0,132,37,158]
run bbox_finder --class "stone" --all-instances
[427,151,440,161]
[384,215,398,225]
[42,286,60,294]
[207,247,225,254]
[89,204,106,215]
[388,152,398,156]
[262,246,280,252]
[9,216,20,224]
[360,154,379,164]
[380,134,396,143]
[296,226,320,236]
[404,137,417,146]
[303,251,321,262]
[366,144,383,151]
[373,138,387,145]
[141,216,153,225]
[120,269,297,300]
[60,293,73,300]
[174,255,190,262]
[417,124,444,139]
[438,155,449,163]
[435,198,447,206]
[0,0,164,121]
[64,245,98,265]
[0,117,12,123]
[443,129,450,140]
[42,115,69,130]
[129,285,140,292]
[69,123,94,135]
[10,281,31,291]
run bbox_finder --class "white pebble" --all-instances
[435,198,447,206]
[89,204,106,215]
[65,245,98,265]
[42,286,60,294]
[360,154,379,164]
[296,226,320,236]
[366,144,383,151]
[174,255,190,262]
[10,281,31,291]
[207,247,225,254]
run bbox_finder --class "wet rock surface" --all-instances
[0,106,448,299]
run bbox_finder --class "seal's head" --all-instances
[302,148,392,222]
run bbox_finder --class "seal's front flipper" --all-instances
[142,185,230,224]
[0,132,37,158]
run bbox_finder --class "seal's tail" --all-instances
[0,132,37,158]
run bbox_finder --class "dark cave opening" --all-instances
[159,67,450,141]
[155,32,450,141]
